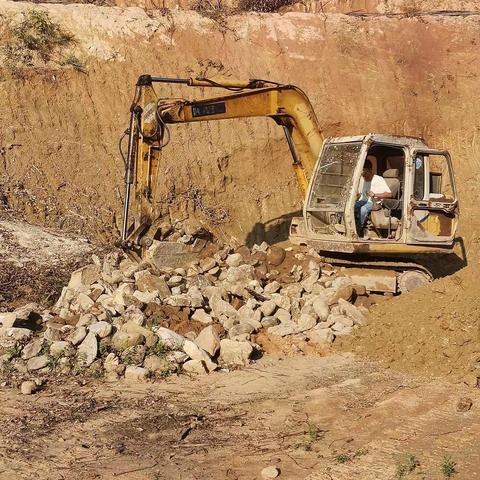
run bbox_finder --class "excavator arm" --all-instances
[121,74,324,254]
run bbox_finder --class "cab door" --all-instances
[406,149,458,245]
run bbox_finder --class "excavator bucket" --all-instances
[144,239,210,270]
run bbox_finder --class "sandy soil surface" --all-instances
[338,263,480,386]
[0,354,478,480]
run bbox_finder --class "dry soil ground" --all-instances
[2,3,480,479]
[0,353,478,480]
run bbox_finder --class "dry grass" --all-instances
[193,0,300,17]
[237,0,299,12]
[0,9,83,76]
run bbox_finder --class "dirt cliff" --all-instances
[1,2,480,251]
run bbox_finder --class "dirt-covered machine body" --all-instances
[291,133,459,253]
[120,75,460,292]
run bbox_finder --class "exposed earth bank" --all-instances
[2,1,480,249]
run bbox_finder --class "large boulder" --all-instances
[191,309,213,325]
[122,322,158,348]
[306,326,335,344]
[183,340,217,372]
[67,326,87,346]
[264,281,281,295]
[121,345,146,366]
[135,270,171,299]
[194,326,220,357]
[221,265,255,296]
[338,298,367,326]
[183,359,208,375]
[68,264,101,293]
[297,314,317,332]
[111,331,144,351]
[27,355,49,371]
[88,321,113,339]
[210,296,238,320]
[21,338,44,360]
[268,320,297,337]
[219,339,253,366]
[266,246,286,267]
[312,297,330,322]
[112,283,135,308]
[124,365,149,382]
[270,294,291,312]
[1,327,33,344]
[260,300,277,316]
[0,313,17,329]
[154,327,185,350]
[225,253,243,267]
[144,355,173,374]
[77,332,98,367]
[50,341,74,357]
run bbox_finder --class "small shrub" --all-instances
[334,452,351,464]
[152,340,170,358]
[4,345,22,361]
[122,352,137,366]
[192,0,229,19]
[396,454,420,478]
[441,456,456,478]
[296,422,324,451]
[98,341,110,358]
[1,9,78,73]
[39,342,50,356]
[332,448,368,464]
[46,354,59,370]
[156,365,175,379]
[12,10,75,62]
[354,448,369,458]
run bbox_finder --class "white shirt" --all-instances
[358,174,391,204]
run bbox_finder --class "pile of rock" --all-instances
[0,242,370,382]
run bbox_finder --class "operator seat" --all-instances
[370,169,401,232]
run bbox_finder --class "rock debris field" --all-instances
[0,235,377,393]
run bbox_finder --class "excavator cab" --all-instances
[290,134,459,255]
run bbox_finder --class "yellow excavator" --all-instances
[120,75,460,293]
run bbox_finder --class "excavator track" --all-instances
[317,254,433,293]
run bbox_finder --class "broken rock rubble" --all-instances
[0,243,371,383]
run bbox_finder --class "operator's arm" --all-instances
[369,191,393,199]
[368,176,392,199]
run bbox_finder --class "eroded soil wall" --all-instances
[1,3,480,248]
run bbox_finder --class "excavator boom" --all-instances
[121,74,324,254]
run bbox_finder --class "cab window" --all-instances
[413,153,455,203]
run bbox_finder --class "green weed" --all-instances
[334,452,351,464]
[353,448,369,458]
[151,340,170,358]
[237,0,298,12]
[396,454,420,478]
[60,54,86,73]
[4,345,22,360]
[296,422,324,451]
[441,455,456,478]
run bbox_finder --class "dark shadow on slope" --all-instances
[245,210,302,247]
